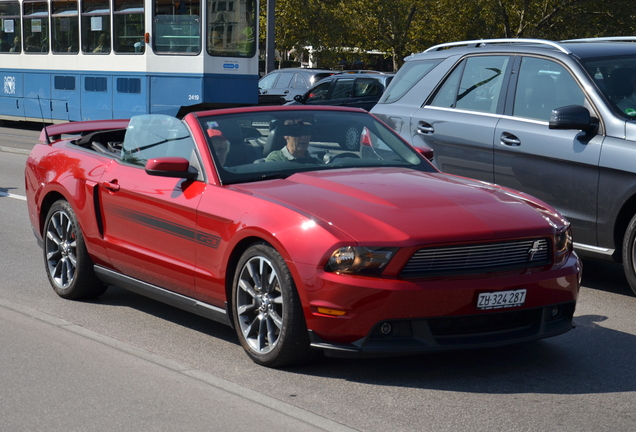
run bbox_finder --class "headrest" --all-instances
[279,122,314,137]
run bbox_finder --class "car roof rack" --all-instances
[561,36,636,43]
[423,38,571,55]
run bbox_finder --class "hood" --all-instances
[234,168,565,246]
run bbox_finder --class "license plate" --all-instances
[477,289,526,310]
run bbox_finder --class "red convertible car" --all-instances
[25,106,581,367]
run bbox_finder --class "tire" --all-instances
[340,126,360,151]
[622,214,636,295]
[43,200,108,300]
[232,243,314,367]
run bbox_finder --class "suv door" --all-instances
[410,55,512,183]
[494,56,602,245]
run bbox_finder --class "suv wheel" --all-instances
[622,214,636,295]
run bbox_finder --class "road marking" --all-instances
[0,191,26,201]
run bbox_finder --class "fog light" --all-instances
[380,322,392,335]
[551,306,560,317]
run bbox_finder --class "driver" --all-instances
[265,119,323,164]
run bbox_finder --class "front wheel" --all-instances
[232,243,314,367]
[622,214,636,295]
[43,200,107,300]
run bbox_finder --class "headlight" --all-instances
[325,246,398,275]
[555,225,573,266]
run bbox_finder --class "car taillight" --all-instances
[361,127,373,147]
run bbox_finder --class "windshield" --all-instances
[197,109,436,184]
[581,55,636,118]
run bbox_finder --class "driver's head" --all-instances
[282,119,313,158]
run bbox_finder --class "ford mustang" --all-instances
[25,106,581,367]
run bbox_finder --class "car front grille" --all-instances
[400,238,551,277]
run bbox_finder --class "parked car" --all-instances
[287,71,394,112]
[371,37,636,295]
[258,68,335,104]
[25,106,580,367]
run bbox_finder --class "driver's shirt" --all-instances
[265,146,324,164]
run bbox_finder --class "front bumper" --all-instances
[296,253,581,353]
[308,302,575,357]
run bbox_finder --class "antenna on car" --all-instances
[37,95,51,145]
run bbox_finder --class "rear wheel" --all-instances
[232,243,314,367]
[43,200,107,299]
[622,214,636,295]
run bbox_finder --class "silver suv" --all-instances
[371,37,636,294]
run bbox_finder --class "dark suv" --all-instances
[371,37,636,294]
[288,71,394,112]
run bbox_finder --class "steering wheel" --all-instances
[325,152,361,164]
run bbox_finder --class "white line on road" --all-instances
[0,191,26,201]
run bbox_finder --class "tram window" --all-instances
[81,0,111,53]
[51,0,79,53]
[113,0,144,53]
[153,0,200,54]
[23,1,49,53]
[207,0,255,57]
[0,2,21,53]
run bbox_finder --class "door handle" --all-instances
[417,122,434,135]
[500,133,521,147]
[101,180,120,192]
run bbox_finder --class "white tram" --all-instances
[0,0,258,122]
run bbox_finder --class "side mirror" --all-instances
[145,157,198,179]
[293,94,305,104]
[414,145,434,161]
[549,105,597,134]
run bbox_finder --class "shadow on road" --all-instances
[87,260,636,397]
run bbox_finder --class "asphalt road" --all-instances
[1,127,636,431]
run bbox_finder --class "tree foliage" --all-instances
[262,0,636,71]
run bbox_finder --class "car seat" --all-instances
[261,120,287,158]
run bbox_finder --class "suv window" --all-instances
[258,73,278,90]
[354,78,380,97]
[331,78,355,99]
[306,81,331,101]
[293,74,307,88]
[513,57,585,121]
[431,56,509,114]
[274,72,294,89]
[581,57,636,117]
[382,59,441,104]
